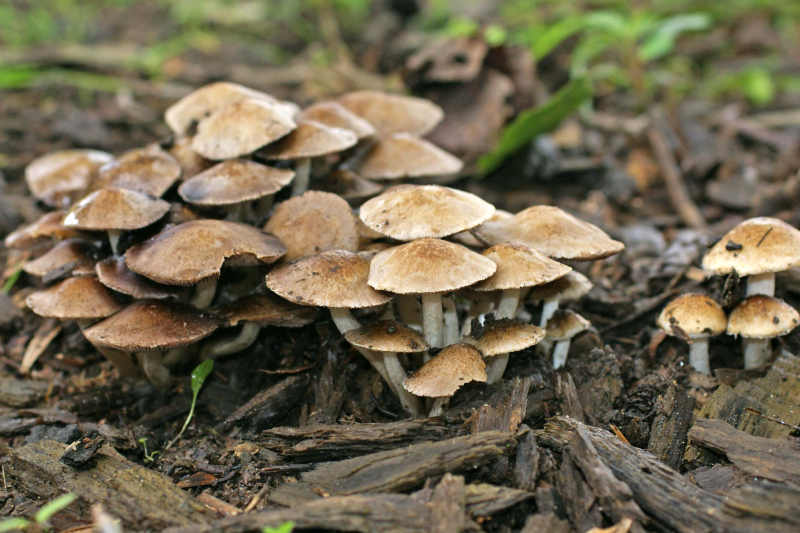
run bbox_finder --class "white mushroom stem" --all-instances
[136,351,171,387]
[108,230,121,256]
[743,338,770,369]
[688,339,711,375]
[422,292,444,350]
[429,397,449,417]
[443,296,459,346]
[380,351,421,416]
[162,347,188,367]
[497,288,521,320]
[201,322,261,359]
[539,298,560,327]
[396,295,422,332]
[461,294,494,337]
[552,339,571,369]
[290,158,311,196]
[328,307,391,390]
[746,273,775,297]
[486,356,509,384]
[96,346,139,377]
[191,277,218,308]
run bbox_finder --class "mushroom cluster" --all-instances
[5,81,624,417]
[657,217,800,374]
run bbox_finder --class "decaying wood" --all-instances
[427,473,468,533]
[555,450,603,531]
[520,512,570,533]
[20,318,61,373]
[554,372,585,422]
[5,440,211,529]
[540,416,800,533]
[462,483,533,516]
[512,428,540,491]
[0,376,49,407]
[268,431,517,505]
[647,383,695,469]
[688,418,800,484]
[469,376,531,433]
[217,375,309,431]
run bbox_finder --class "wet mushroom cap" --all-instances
[25,149,113,208]
[299,101,376,139]
[464,320,545,356]
[125,219,286,286]
[472,243,571,291]
[258,120,357,160]
[527,271,593,302]
[359,185,495,241]
[82,300,219,351]
[545,310,591,340]
[96,257,182,300]
[264,191,359,261]
[727,295,800,339]
[92,145,181,198]
[63,188,170,231]
[178,159,295,206]
[702,217,800,277]
[22,239,97,278]
[4,211,82,249]
[267,250,392,308]
[357,133,463,180]
[403,343,487,397]
[26,276,122,320]
[214,293,318,328]
[656,293,726,339]
[337,90,443,136]
[474,205,624,260]
[344,320,429,353]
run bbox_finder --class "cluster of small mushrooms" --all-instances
[658,217,800,375]
[6,81,629,417]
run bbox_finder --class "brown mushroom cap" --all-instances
[337,90,443,136]
[474,206,624,260]
[368,238,496,294]
[178,160,294,206]
[545,310,591,340]
[191,97,297,160]
[527,271,593,303]
[357,133,463,180]
[96,257,182,300]
[214,293,317,328]
[63,188,170,231]
[167,136,212,178]
[26,276,122,320]
[4,211,83,249]
[344,320,428,353]
[264,191,359,261]
[267,250,391,309]
[473,243,571,291]
[125,219,286,286]
[22,239,97,278]
[319,169,384,203]
[656,293,726,339]
[93,145,182,198]
[702,217,800,276]
[727,295,800,339]
[403,343,487,397]
[25,149,113,208]
[359,185,495,241]
[82,300,219,351]
[299,101,376,139]
[258,120,358,160]
[464,320,545,356]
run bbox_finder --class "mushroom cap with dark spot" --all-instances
[702,217,800,277]
[25,149,113,208]
[125,219,286,286]
[344,320,428,353]
[357,133,463,180]
[545,310,591,341]
[403,343,486,397]
[337,90,443,136]
[178,159,294,206]
[93,144,182,198]
[96,257,182,300]
[63,188,170,231]
[527,271,594,303]
[473,243,571,291]
[22,239,97,278]
[359,185,494,241]
[214,293,317,328]
[656,293,726,340]
[299,101,376,139]
[267,250,392,309]
[258,120,357,160]
[464,320,545,356]
[26,276,122,320]
[727,295,800,339]
[82,300,219,351]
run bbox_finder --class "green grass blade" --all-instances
[34,493,77,525]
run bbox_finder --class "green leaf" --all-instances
[0,517,32,532]
[191,358,214,396]
[1,266,22,294]
[478,77,592,175]
[529,15,586,59]
[741,68,775,106]
[34,493,77,525]
[639,13,710,61]
[262,522,295,533]
[484,24,507,46]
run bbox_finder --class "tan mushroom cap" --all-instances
[264,191,359,261]
[368,238,496,294]
[473,243,571,291]
[26,276,122,320]
[403,343,487,397]
[545,310,591,341]
[178,160,294,206]
[702,217,800,276]
[451,210,513,248]
[4,211,83,249]
[22,239,96,278]
[527,271,594,303]
[25,149,113,208]
[96,257,182,300]
[464,320,545,357]
[259,120,358,160]
[656,293,726,339]
[214,293,317,328]
[359,185,495,241]
[358,133,463,180]
[93,145,181,198]
[167,136,212,178]
[344,320,428,353]
[191,97,297,160]
[63,188,170,231]
[267,250,392,309]
[474,206,624,260]
[299,101,376,139]
[82,300,219,352]
[337,90,443,136]
[125,219,286,286]
[727,295,800,339]
[319,169,384,202]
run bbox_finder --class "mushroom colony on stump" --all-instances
[6,81,628,418]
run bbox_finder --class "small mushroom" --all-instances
[95,257,182,300]
[4,211,84,250]
[25,149,113,208]
[92,144,181,198]
[527,271,593,327]
[337,90,443,137]
[464,320,545,383]
[356,133,463,181]
[727,295,799,369]
[22,239,98,280]
[299,101,375,140]
[656,293,727,375]
[545,310,591,369]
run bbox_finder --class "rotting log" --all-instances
[216,374,309,431]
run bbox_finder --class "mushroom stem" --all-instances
[96,346,140,377]
[329,307,362,334]
[422,292,444,350]
[136,351,171,387]
[746,273,775,297]
[552,339,571,369]
[290,158,311,197]
[201,322,261,358]
[443,295,459,346]
[429,397,448,417]
[743,338,770,369]
[162,347,188,367]
[381,351,421,416]
[191,277,218,308]
[461,293,493,337]
[540,298,559,327]
[396,294,422,332]
[486,355,510,384]
[497,288,521,319]
[108,230,121,256]
[688,339,711,375]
